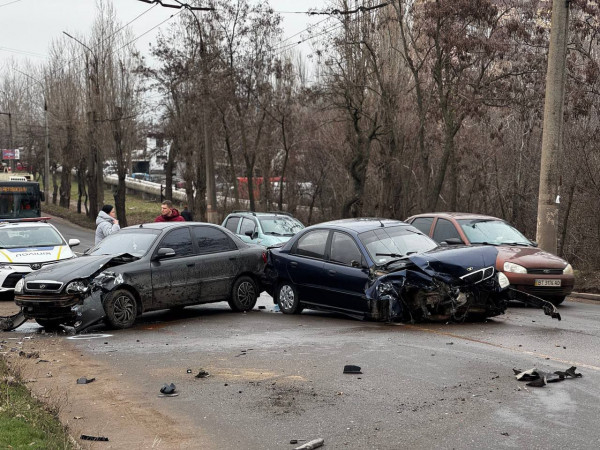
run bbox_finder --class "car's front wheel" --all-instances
[228,276,258,312]
[277,281,303,314]
[104,289,137,329]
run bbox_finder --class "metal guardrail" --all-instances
[104,174,187,202]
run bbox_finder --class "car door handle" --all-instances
[290,262,298,268]
[328,269,336,276]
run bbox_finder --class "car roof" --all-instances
[0,221,54,229]
[121,221,225,231]
[311,218,408,233]
[226,211,296,218]
[409,212,502,221]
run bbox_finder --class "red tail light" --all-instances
[262,252,267,263]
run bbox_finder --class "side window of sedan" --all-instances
[294,230,329,259]
[330,232,363,266]
[411,217,434,236]
[193,226,237,254]
[432,218,462,243]
[159,228,194,257]
[239,218,256,237]
[224,216,240,233]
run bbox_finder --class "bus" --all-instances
[0,180,44,219]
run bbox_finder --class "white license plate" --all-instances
[534,279,561,287]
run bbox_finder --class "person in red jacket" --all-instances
[154,200,186,222]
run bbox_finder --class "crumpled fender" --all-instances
[0,309,27,331]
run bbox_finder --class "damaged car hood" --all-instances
[405,245,499,283]
[22,254,129,282]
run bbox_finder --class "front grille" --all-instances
[460,266,495,284]
[527,268,564,275]
[25,281,63,292]
[2,272,28,288]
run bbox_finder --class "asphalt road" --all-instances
[25,217,600,449]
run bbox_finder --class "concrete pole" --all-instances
[536,0,570,254]
[44,99,49,204]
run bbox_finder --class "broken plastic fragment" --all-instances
[80,435,109,441]
[294,438,324,450]
[160,382,176,394]
[0,310,27,331]
[76,377,96,384]
[343,365,362,374]
[195,370,210,378]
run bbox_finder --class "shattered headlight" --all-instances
[503,262,527,274]
[377,281,395,295]
[563,264,573,275]
[65,280,89,294]
[497,272,510,290]
[14,278,24,294]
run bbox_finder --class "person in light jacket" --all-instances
[95,204,120,244]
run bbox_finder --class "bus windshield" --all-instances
[0,183,42,219]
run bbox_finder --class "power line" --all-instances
[0,46,46,59]
[136,0,213,11]
[0,0,22,8]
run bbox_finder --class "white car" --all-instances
[0,219,80,293]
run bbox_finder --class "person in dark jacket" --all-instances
[95,204,120,244]
[154,200,185,222]
[180,204,193,221]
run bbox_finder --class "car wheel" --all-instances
[547,296,566,306]
[104,289,137,329]
[228,276,258,312]
[277,281,303,314]
[35,318,64,330]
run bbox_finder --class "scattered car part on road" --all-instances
[80,434,109,442]
[195,369,210,378]
[160,382,176,395]
[76,377,95,384]
[343,365,362,374]
[294,438,324,450]
[514,366,582,388]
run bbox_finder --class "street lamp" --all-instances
[13,68,50,205]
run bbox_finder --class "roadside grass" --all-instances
[42,181,168,228]
[0,358,73,449]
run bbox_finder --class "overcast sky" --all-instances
[0,0,328,71]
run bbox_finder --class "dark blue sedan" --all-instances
[265,218,561,323]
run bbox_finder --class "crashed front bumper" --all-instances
[15,294,81,321]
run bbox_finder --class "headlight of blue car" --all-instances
[497,272,510,290]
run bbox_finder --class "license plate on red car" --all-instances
[534,279,561,287]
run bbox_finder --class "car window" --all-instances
[432,219,462,243]
[193,226,237,253]
[457,219,531,245]
[239,217,256,236]
[0,226,64,248]
[410,217,434,236]
[89,229,160,257]
[224,216,240,233]
[293,230,329,259]
[159,227,194,257]
[330,232,362,266]
[258,216,304,236]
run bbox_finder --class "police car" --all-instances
[0,218,80,293]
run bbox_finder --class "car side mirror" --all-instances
[68,238,80,247]
[155,247,176,259]
[444,238,463,245]
[530,241,538,247]
[245,230,254,238]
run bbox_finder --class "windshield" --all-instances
[87,229,160,257]
[0,225,64,248]
[457,219,531,245]
[359,226,438,264]
[259,216,304,236]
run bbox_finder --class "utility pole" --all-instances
[536,0,570,254]
[0,112,13,171]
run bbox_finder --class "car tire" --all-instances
[35,318,64,330]
[277,281,303,314]
[547,296,566,306]
[104,289,137,329]
[228,276,258,312]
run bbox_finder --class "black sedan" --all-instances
[265,219,560,323]
[12,222,266,331]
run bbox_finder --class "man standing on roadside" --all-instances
[154,200,185,222]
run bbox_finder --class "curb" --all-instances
[569,292,600,301]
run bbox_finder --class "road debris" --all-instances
[80,434,109,442]
[18,350,40,359]
[294,438,324,449]
[343,365,362,374]
[195,369,210,378]
[513,366,583,388]
[290,439,306,444]
[160,382,176,395]
[76,377,96,384]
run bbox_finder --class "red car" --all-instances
[405,212,574,305]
